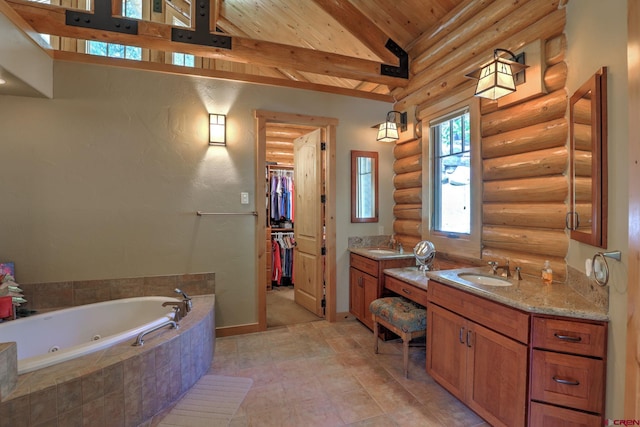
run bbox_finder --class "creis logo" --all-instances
[605,420,640,426]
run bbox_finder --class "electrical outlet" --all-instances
[241,192,249,205]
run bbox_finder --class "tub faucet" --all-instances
[162,288,192,322]
[174,288,193,313]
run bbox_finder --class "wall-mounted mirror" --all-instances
[351,150,378,223]
[567,67,608,247]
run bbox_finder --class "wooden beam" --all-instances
[7,0,408,87]
[52,50,394,102]
[311,0,397,63]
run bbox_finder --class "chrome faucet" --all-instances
[488,260,511,278]
[162,288,192,322]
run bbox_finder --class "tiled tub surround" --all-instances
[17,272,215,312]
[0,295,215,427]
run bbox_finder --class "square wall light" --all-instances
[209,114,226,146]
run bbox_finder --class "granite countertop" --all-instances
[349,247,416,261]
[383,266,608,322]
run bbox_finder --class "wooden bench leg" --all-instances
[373,316,379,354]
[402,332,410,378]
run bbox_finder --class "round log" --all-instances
[483,147,568,181]
[482,118,567,159]
[393,188,422,204]
[482,89,567,137]
[393,220,422,237]
[544,61,567,93]
[483,203,567,229]
[393,204,422,220]
[481,98,500,115]
[574,177,592,202]
[484,176,568,203]
[481,248,566,282]
[393,154,422,174]
[394,171,422,189]
[395,234,422,251]
[396,4,565,110]
[573,203,593,232]
[574,123,592,151]
[482,225,568,258]
[394,138,421,159]
[573,97,591,125]
[411,0,525,76]
[545,34,566,66]
[574,149,592,177]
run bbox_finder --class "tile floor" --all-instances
[199,319,490,427]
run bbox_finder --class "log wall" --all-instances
[392,2,569,281]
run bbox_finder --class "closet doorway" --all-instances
[254,110,338,331]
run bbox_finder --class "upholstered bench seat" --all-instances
[369,296,426,378]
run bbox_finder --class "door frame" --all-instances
[254,110,338,330]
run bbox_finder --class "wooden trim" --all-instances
[216,323,261,337]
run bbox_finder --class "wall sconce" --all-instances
[376,111,407,142]
[209,114,226,146]
[465,49,528,100]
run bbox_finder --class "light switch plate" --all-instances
[241,192,249,204]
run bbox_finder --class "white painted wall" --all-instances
[0,59,394,327]
[565,0,628,418]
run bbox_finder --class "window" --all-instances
[432,108,471,234]
[423,92,481,259]
[86,0,142,60]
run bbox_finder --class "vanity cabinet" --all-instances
[529,316,607,427]
[427,280,529,427]
[349,253,413,330]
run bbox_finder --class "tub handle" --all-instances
[132,320,178,347]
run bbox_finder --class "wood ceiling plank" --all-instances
[7,0,408,87]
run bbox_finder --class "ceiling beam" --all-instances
[310,0,398,63]
[6,0,408,87]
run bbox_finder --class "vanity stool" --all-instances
[369,296,426,378]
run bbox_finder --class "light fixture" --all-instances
[209,114,226,146]
[0,78,6,85]
[376,111,407,142]
[465,48,528,100]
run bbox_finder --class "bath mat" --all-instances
[158,375,253,427]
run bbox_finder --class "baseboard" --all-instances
[216,322,261,337]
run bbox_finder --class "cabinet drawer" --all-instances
[350,253,379,277]
[428,281,530,344]
[530,402,602,427]
[532,317,607,358]
[385,276,428,306]
[531,349,605,414]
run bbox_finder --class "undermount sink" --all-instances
[457,272,513,287]
[367,249,398,255]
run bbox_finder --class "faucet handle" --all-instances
[488,261,498,274]
[515,266,522,280]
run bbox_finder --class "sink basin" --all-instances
[457,273,513,287]
[367,249,398,255]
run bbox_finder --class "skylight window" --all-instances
[86,0,142,60]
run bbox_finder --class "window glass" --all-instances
[432,109,471,235]
[172,17,195,67]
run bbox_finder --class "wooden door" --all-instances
[426,303,467,401]
[293,129,324,316]
[467,321,527,427]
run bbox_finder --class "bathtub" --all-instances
[0,296,178,374]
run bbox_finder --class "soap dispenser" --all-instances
[542,260,553,284]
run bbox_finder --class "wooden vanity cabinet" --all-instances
[427,280,529,427]
[529,316,607,427]
[349,253,414,330]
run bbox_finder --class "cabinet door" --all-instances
[362,272,378,330]
[426,303,467,401]
[467,321,528,427]
[349,267,364,320]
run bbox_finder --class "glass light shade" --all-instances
[209,114,226,145]
[474,58,517,100]
[377,121,399,142]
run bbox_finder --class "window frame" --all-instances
[420,88,482,259]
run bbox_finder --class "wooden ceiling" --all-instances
[3,0,466,101]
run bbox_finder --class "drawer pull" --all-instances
[402,288,411,295]
[552,376,580,386]
[554,333,582,343]
[466,330,473,348]
[459,327,465,344]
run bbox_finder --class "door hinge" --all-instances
[320,194,326,204]
[321,247,326,255]
[321,142,326,151]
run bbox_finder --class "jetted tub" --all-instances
[0,296,179,374]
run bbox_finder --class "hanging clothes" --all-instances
[271,232,295,287]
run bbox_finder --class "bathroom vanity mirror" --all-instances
[568,67,608,247]
[351,150,378,223]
